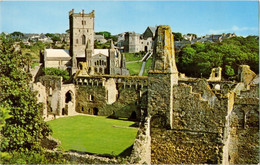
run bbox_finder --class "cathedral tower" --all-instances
[69,9,95,74]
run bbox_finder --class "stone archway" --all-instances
[65,91,72,103]
[145,46,148,52]
[64,90,74,116]
[93,107,98,115]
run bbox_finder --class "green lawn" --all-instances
[143,58,152,76]
[124,53,144,62]
[126,62,143,75]
[47,115,138,156]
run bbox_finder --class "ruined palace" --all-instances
[32,9,259,164]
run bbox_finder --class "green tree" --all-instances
[0,36,51,152]
[43,68,70,81]
[173,32,183,41]
[178,36,259,79]
[45,33,61,44]
[51,35,61,43]
[96,31,111,39]
[10,32,24,37]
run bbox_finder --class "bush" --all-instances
[43,68,70,81]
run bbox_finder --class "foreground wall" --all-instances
[150,81,228,164]
[228,85,259,164]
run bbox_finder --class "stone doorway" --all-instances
[93,107,98,115]
[65,91,72,103]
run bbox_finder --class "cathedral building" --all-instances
[43,9,129,75]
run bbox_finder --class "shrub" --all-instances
[43,67,70,81]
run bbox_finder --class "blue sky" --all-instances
[0,1,259,36]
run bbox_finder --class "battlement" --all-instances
[75,75,148,89]
[69,9,95,18]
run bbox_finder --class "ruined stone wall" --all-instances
[37,76,76,118]
[150,81,232,164]
[33,82,47,118]
[151,128,221,164]
[61,84,76,116]
[75,78,147,120]
[228,85,259,164]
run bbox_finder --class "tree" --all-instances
[0,36,51,152]
[177,36,259,79]
[173,32,183,41]
[42,68,70,81]
[51,35,61,43]
[45,33,61,44]
[10,32,24,37]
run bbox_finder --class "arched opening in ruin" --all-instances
[144,46,148,52]
[65,91,73,103]
[215,72,218,77]
[82,35,86,45]
[89,95,94,102]
[49,87,53,96]
[129,111,137,121]
[62,108,65,115]
[150,114,167,128]
[93,107,98,115]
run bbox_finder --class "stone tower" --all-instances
[69,9,95,74]
[108,40,116,74]
[148,25,178,129]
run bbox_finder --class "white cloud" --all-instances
[209,25,258,34]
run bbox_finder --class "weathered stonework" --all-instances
[75,76,147,119]
[238,65,256,86]
[32,24,259,164]
[36,75,76,120]
[148,25,178,129]
[208,67,222,81]
[228,85,259,164]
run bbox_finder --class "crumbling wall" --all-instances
[61,84,76,116]
[40,76,63,117]
[75,78,146,120]
[33,82,47,118]
[150,82,229,164]
[228,85,259,164]
[36,75,76,119]
[151,127,222,164]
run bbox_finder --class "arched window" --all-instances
[82,35,86,45]
[65,91,72,103]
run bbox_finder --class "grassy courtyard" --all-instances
[47,115,138,156]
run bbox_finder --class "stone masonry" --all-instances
[33,21,259,164]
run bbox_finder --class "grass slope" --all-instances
[48,115,138,156]
[126,62,143,75]
[124,53,143,62]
